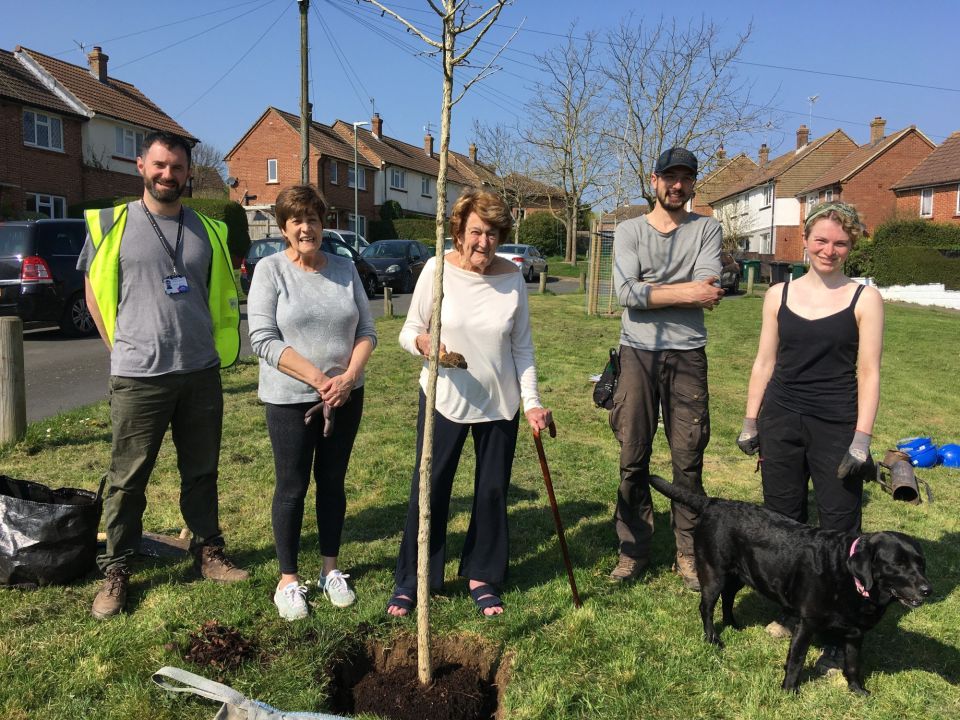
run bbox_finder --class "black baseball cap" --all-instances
[654,147,698,175]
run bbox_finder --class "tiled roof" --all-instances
[448,150,497,186]
[273,109,375,167]
[331,120,473,185]
[798,127,932,194]
[694,153,757,206]
[711,129,855,204]
[19,47,194,140]
[600,204,649,223]
[891,131,960,190]
[0,49,82,116]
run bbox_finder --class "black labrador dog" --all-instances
[648,475,932,694]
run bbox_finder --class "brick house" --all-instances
[9,46,195,215]
[891,131,960,223]
[224,107,378,235]
[710,126,858,262]
[691,148,757,217]
[797,118,935,234]
[0,49,87,218]
[597,204,649,233]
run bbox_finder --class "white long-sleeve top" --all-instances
[399,255,543,423]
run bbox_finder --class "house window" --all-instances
[26,193,66,219]
[348,165,366,190]
[23,110,63,151]
[421,177,432,197]
[329,160,338,185]
[348,214,366,237]
[825,189,834,202]
[761,232,772,255]
[956,184,960,215]
[761,184,773,207]
[806,194,818,214]
[390,168,406,190]
[267,159,278,184]
[920,188,933,217]
[115,126,145,159]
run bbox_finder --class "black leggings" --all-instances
[265,387,364,575]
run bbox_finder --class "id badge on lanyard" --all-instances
[142,200,188,295]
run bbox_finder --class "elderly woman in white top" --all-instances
[387,189,553,618]
[248,184,376,621]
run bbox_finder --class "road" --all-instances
[23,276,581,422]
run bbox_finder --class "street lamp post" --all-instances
[352,121,369,240]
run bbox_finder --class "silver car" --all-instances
[322,229,368,255]
[495,243,548,282]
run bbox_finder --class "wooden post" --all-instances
[383,287,394,318]
[539,271,547,294]
[579,271,586,293]
[0,317,27,445]
[747,265,755,296]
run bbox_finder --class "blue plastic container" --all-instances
[897,437,939,468]
[939,444,960,468]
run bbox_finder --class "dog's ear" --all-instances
[848,539,874,593]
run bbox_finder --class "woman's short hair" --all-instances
[275,184,327,230]
[803,201,864,246]
[449,189,514,245]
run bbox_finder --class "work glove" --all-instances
[837,430,872,480]
[736,417,760,455]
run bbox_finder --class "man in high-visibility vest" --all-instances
[79,130,246,619]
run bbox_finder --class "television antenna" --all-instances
[807,95,820,130]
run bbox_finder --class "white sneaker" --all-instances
[320,569,356,608]
[273,581,309,620]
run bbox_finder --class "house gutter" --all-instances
[769,181,776,257]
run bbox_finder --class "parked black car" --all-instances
[360,239,431,293]
[239,238,285,293]
[0,218,94,336]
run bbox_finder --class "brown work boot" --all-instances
[673,551,701,592]
[193,545,249,583]
[608,554,648,583]
[91,566,131,619]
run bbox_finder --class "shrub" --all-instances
[870,219,960,288]
[370,218,446,243]
[67,197,120,218]
[518,212,565,255]
[845,239,876,278]
[379,200,403,221]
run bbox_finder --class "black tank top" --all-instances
[765,282,864,422]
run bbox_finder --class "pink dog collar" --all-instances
[850,537,870,598]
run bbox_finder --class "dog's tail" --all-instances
[648,475,709,513]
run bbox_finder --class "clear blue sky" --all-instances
[5,0,959,197]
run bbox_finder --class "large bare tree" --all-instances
[522,27,609,264]
[604,16,774,208]
[190,142,228,198]
[362,0,512,686]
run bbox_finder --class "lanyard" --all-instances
[141,200,184,274]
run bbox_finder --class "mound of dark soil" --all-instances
[184,619,256,671]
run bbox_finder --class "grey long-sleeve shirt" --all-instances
[613,213,722,351]
[247,250,377,404]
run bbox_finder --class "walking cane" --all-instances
[532,422,582,608]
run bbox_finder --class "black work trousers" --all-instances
[394,391,519,591]
[609,345,710,559]
[758,400,862,533]
[265,387,364,575]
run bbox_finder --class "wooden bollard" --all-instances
[579,271,586,293]
[746,265,755,296]
[539,271,547,294]
[383,287,394,318]
[0,317,27,445]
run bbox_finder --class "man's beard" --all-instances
[145,175,185,204]
[657,187,688,211]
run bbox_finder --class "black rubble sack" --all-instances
[0,475,103,587]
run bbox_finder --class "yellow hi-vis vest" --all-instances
[84,204,241,368]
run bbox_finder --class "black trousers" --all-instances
[394,391,519,591]
[758,400,862,533]
[265,387,364,575]
[609,346,710,559]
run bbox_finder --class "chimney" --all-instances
[469,142,477,164]
[796,124,809,149]
[371,112,382,139]
[870,116,886,145]
[87,46,109,83]
[758,143,769,166]
[424,132,434,158]
[716,145,726,162]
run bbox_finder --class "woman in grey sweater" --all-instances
[247,185,376,620]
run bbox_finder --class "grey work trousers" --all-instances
[609,345,710,559]
[97,367,224,571]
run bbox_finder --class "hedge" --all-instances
[518,212,565,255]
[870,219,960,289]
[369,217,446,242]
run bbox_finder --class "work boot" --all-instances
[91,565,131,619]
[608,554,648,583]
[673,551,701,592]
[193,544,249,583]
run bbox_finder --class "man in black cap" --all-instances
[607,146,724,591]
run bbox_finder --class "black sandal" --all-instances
[386,586,415,616]
[469,583,503,616]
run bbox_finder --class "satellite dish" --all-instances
[226,176,238,188]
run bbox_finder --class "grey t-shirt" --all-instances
[613,213,722,351]
[246,249,377,405]
[78,202,219,376]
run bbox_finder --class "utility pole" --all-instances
[299,0,311,185]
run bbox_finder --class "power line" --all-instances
[313,4,372,115]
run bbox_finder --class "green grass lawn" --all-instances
[2,295,959,719]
